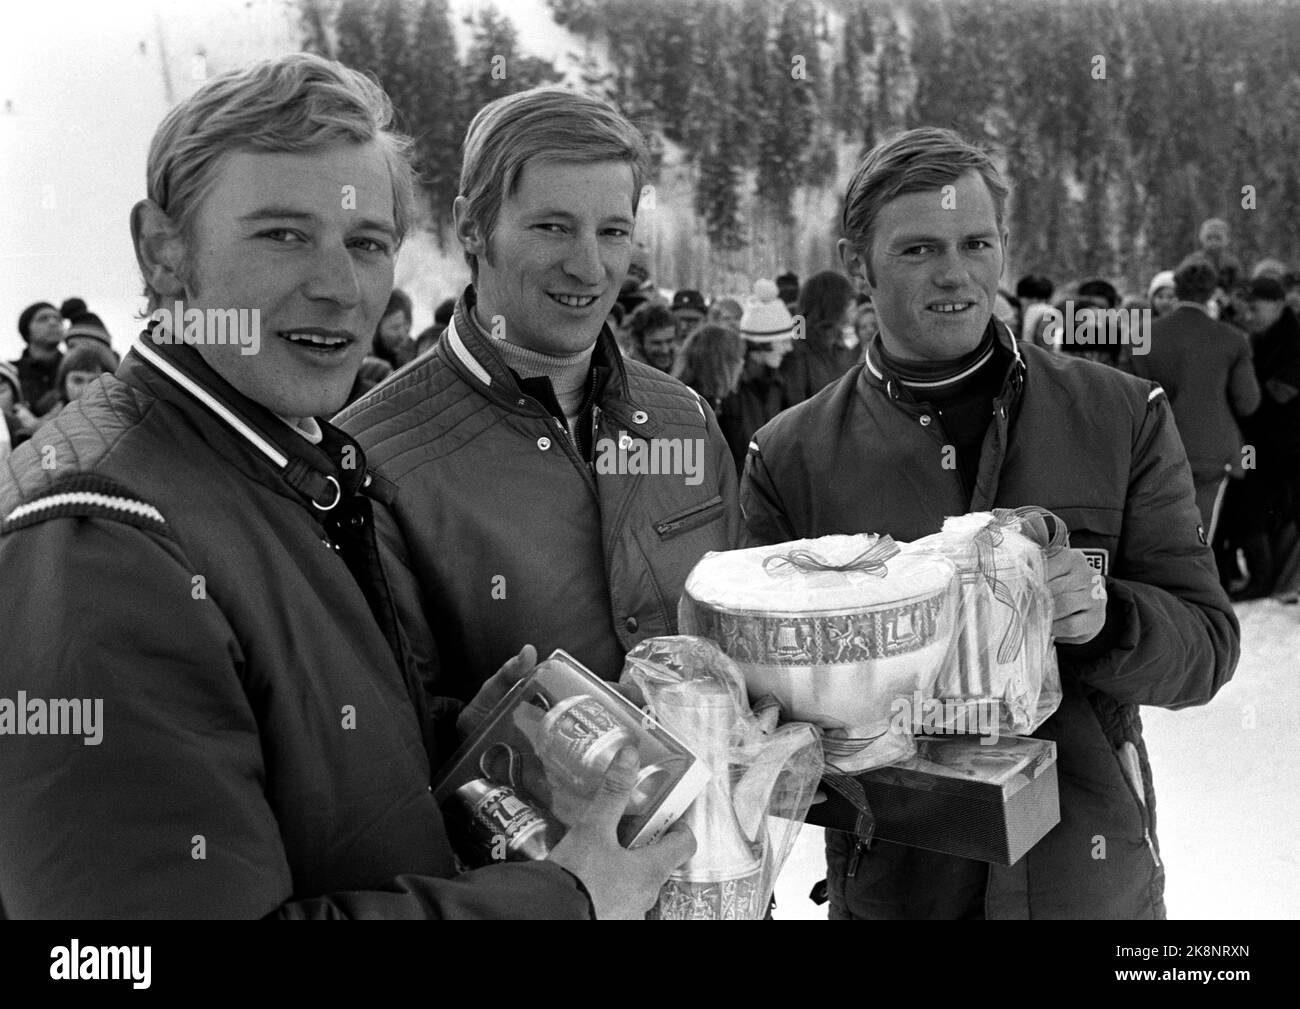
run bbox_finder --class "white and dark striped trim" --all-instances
[6,491,165,526]
[445,316,493,387]
[3,475,169,537]
[131,339,288,469]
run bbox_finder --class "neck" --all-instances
[877,323,997,386]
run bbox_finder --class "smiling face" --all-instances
[642,325,676,371]
[461,159,635,355]
[840,170,1006,362]
[167,142,396,421]
[1151,286,1176,316]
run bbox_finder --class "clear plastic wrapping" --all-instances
[904,507,1063,736]
[679,534,961,772]
[431,650,709,867]
[621,636,823,920]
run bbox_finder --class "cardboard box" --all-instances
[433,650,709,866]
[808,735,1059,866]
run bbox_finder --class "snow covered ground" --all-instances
[772,598,1300,920]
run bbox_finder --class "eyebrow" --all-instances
[890,231,1000,245]
[527,208,636,226]
[238,208,397,238]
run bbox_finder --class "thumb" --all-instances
[649,821,697,873]
[580,746,640,837]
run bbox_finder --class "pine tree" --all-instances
[408,0,464,243]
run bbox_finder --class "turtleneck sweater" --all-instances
[877,323,1006,502]
[471,307,594,440]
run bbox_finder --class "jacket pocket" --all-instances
[653,495,724,540]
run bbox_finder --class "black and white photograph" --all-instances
[0,0,1294,973]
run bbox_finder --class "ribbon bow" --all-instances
[971,506,1067,663]
[762,535,901,577]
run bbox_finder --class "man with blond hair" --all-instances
[743,127,1239,919]
[338,87,740,701]
[0,54,691,920]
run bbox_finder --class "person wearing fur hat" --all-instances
[11,301,64,412]
[1148,270,1177,318]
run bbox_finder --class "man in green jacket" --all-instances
[743,127,1239,919]
[0,54,691,920]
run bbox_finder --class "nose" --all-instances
[562,231,602,287]
[931,248,970,289]
[302,239,362,309]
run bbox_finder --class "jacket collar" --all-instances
[862,316,1024,404]
[124,331,366,513]
[444,285,632,404]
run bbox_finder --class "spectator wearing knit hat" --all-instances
[720,279,795,473]
[670,289,707,339]
[11,301,64,414]
[1148,270,1177,318]
[64,313,116,355]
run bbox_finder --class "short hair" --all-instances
[458,86,650,277]
[56,343,120,398]
[627,301,676,349]
[674,324,744,402]
[1016,274,1054,301]
[795,270,855,339]
[842,127,1009,267]
[142,53,417,311]
[1174,257,1219,303]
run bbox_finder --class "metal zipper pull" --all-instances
[847,839,868,879]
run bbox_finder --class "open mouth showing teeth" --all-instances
[280,331,351,349]
[929,303,974,314]
[549,293,599,309]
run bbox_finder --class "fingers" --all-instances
[649,822,697,872]
[580,746,639,835]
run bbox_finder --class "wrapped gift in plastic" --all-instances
[679,534,960,773]
[904,507,1064,736]
[431,650,709,867]
[621,636,823,920]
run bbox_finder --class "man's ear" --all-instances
[453,195,485,257]
[131,200,187,300]
[839,237,874,294]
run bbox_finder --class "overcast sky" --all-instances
[0,0,568,361]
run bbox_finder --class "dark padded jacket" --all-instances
[743,323,1239,919]
[0,338,592,920]
[336,295,742,702]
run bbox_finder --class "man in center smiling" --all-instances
[338,87,739,700]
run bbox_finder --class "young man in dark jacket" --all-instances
[743,127,1239,920]
[0,54,691,921]
[337,88,740,703]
